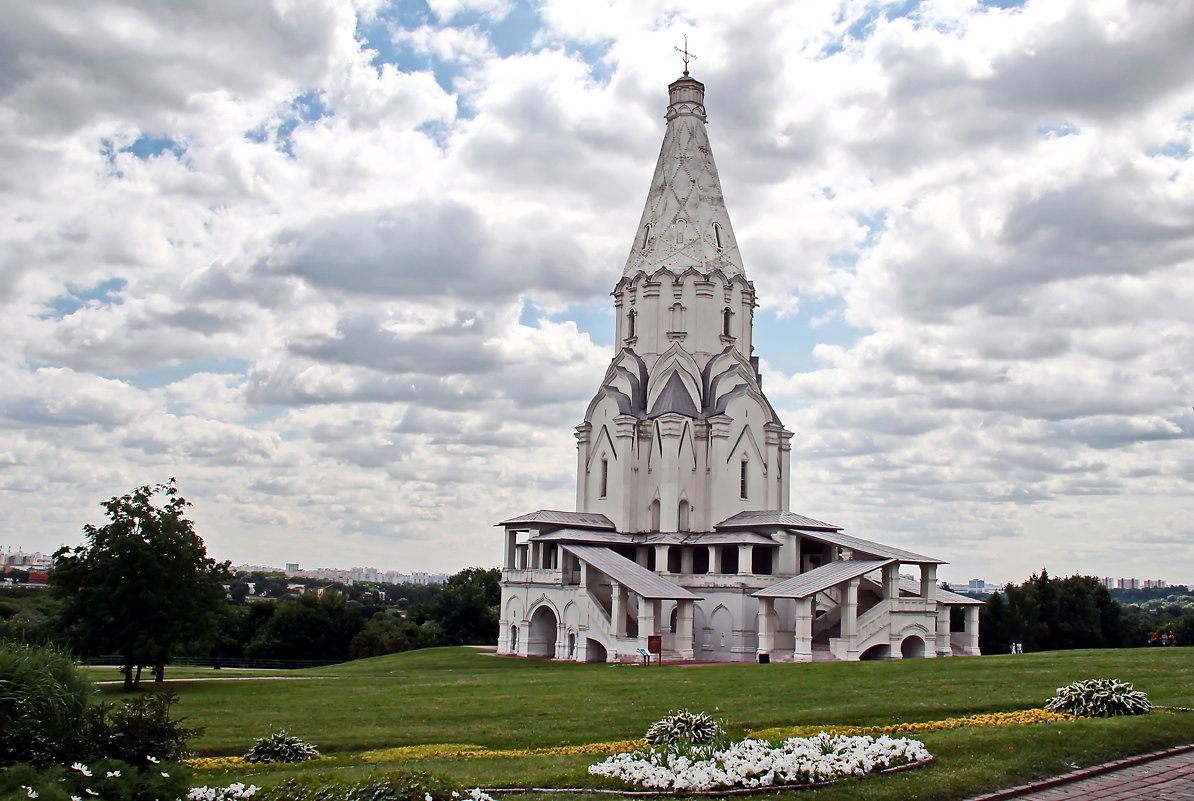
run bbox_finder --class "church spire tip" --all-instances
[674,35,697,78]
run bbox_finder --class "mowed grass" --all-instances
[99,647,1194,800]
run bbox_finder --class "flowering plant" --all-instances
[1045,679,1152,718]
[588,732,931,792]
[244,732,320,764]
[643,710,724,748]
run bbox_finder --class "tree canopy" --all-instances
[52,480,230,688]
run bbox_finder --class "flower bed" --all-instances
[750,708,1074,741]
[587,732,932,793]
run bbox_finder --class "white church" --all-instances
[496,72,982,664]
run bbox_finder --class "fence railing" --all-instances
[82,655,344,670]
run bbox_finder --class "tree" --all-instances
[52,480,231,688]
[409,567,500,645]
[243,591,363,661]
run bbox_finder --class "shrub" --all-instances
[0,642,92,767]
[0,758,192,801]
[82,691,201,766]
[643,710,723,747]
[1045,678,1152,718]
[245,731,321,764]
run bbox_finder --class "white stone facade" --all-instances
[497,75,981,664]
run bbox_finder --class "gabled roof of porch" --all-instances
[498,510,615,529]
[562,544,702,600]
[800,529,946,565]
[751,559,894,599]
[717,510,842,531]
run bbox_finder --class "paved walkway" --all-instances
[966,745,1194,801]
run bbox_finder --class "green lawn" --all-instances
[101,647,1194,799]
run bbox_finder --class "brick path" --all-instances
[965,745,1194,801]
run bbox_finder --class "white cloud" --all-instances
[0,0,1190,585]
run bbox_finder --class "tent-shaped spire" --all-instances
[623,76,745,279]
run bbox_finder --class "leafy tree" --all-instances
[348,611,446,659]
[409,567,500,646]
[52,481,231,688]
[244,591,363,661]
[980,572,1123,653]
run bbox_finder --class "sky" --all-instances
[1,0,1191,585]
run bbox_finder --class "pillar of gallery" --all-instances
[756,597,775,657]
[962,606,981,656]
[841,578,860,660]
[792,597,813,662]
[936,607,953,657]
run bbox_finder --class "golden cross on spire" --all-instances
[674,35,697,77]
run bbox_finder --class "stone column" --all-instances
[936,607,953,657]
[709,545,723,574]
[505,530,518,569]
[841,578,860,660]
[530,541,541,569]
[738,544,753,576]
[680,547,694,575]
[611,581,626,638]
[792,597,813,662]
[675,599,695,660]
[920,564,937,599]
[655,544,670,573]
[636,546,650,567]
[637,595,654,649]
[882,563,900,600]
[574,424,590,510]
[963,605,981,656]
[756,598,775,657]
[517,620,530,657]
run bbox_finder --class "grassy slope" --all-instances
[103,647,1194,800]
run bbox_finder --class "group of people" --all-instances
[1009,642,1025,654]
[1148,631,1178,646]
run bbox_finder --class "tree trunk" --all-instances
[123,660,134,690]
[155,659,165,682]
[133,664,143,689]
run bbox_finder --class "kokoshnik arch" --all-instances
[496,72,983,664]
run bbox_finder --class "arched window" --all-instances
[678,499,690,530]
[722,307,733,338]
[599,457,609,498]
[675,218,687,244]
[641,224,652,251]
[650,499,661,532]
[627,309,636,339]
[670,302,685,332]
[713,222,724,251]
[740,459,749,500]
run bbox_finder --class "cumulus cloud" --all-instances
[0,0,1191,584]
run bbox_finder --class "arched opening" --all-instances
[901,635,926,660]
[670,303,685,332]
[527,606,558,658]
[650,499,661,532]
[678,499,690,530]
[641,224,652,251]
[585,638,608,663]
[599,457,609,498]
[675,218,687,243]
[509,625,519,653]
[860,644,890,661]
[669,606,679,634]
[722,307,733,337]
[740,459,749,500]
[627,309,636,340]
[567,632,577,659]
[713,222,724,251]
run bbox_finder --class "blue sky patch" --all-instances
[755,298,869,375]
[44,278,127,319]
[108,357,251,390]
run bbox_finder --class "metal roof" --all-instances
[562,544,702,601]
[638,531,779,546]
[899,577,984,606]
[497,510,615,529]
[801,529,945,565]
[752,559,894,599]
[530,528,628,545]
[717,510,843,531]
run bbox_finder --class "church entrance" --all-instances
[527,605,559,658]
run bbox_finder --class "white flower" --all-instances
[162,772,171,778]
[21,787,38,799]
[106,770,122,778]
[424,794,433,801]
[147,755,160,764]
[70,763,92,777]
[72,796,83,801]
